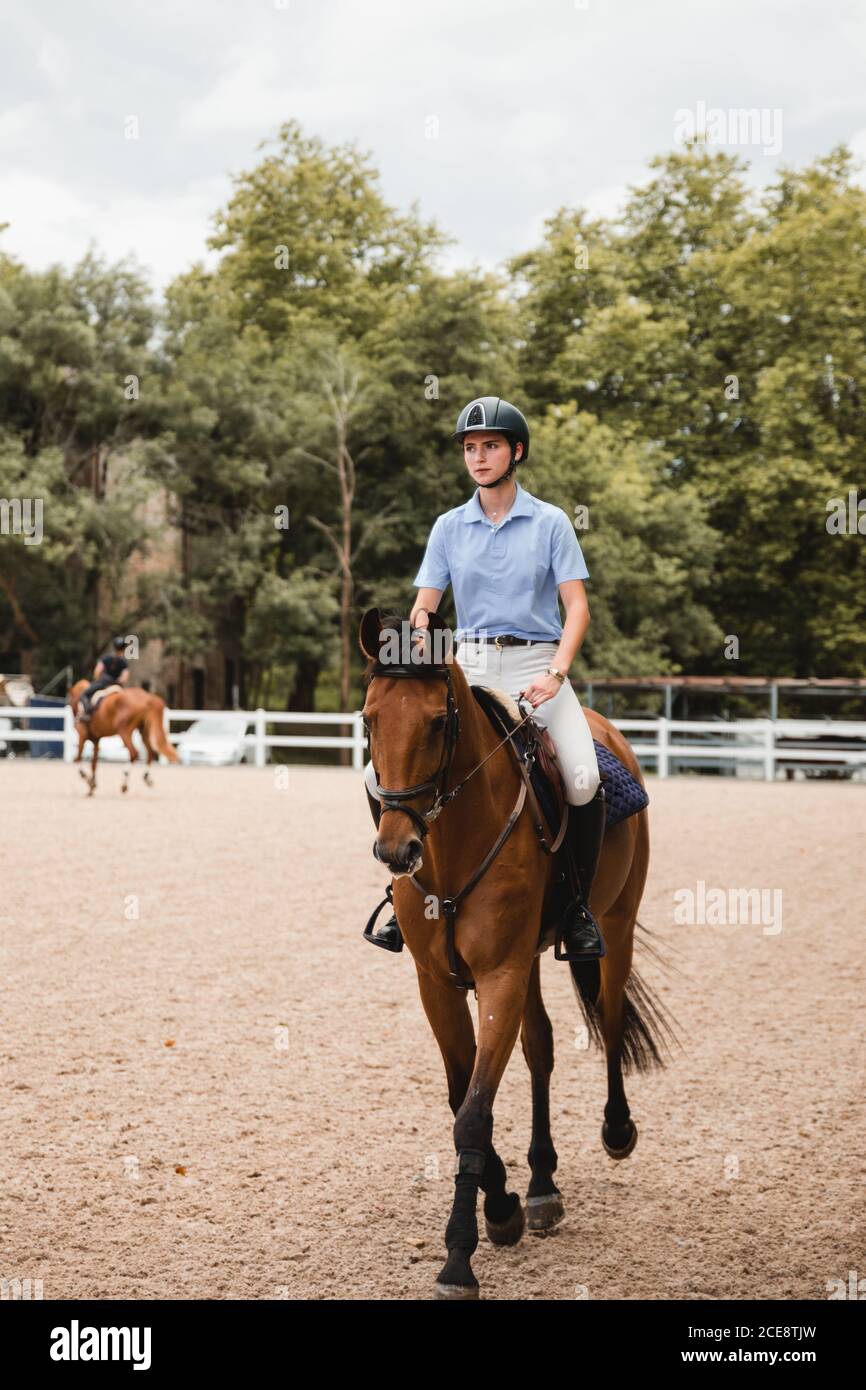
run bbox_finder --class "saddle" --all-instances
[92,684,122,709]
[78,684,122,720]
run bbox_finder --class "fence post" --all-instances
[63,703,75,763]
[352,710,365,770]
[763,719,775,782]
[657,718,669,779]
[255,708,266,768]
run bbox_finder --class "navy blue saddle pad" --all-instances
[593,739,649,826]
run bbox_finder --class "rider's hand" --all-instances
[521,673,563,709]
[410,608,430,656]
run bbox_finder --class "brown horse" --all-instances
[360,608,677,1300]
[68,679,178,795]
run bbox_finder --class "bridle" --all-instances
[364,662,461,838]
[363,653,536,839]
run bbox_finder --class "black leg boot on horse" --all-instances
[362,788,404,952]
[555,782,607,961]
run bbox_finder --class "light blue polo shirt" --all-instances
[412,479,589,641]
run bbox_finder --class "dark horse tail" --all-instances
[569,920,683,1073]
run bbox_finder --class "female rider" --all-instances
[363,396,605,960]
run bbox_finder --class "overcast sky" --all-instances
[2,0,865,294]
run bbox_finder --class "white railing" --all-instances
[614,717,866,780]
[0,705,73,756]
[2,707,866,780]
[165,708,367,769]
[0,705,367,769]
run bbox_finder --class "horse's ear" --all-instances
[424,610,455,665]
[358,607,383,660]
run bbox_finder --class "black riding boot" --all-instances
[555,783,607,961]
[363,788,404,952]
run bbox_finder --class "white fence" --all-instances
[3,706,866,780]
[0,705,367,771]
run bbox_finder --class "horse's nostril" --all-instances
[374,838,422,871]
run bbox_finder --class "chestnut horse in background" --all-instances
[68,680,178,795]
[360,608,677,1300]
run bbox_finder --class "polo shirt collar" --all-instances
[462,479,534,524]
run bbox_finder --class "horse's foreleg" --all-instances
[520,956,564,1230]
[76,725,88,783]
[416,970,519,1258]
[435,963,532,1300]
[88,740,99,796]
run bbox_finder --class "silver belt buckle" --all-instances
[494,634,505,651]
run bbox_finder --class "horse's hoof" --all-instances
[526,1191,565,1232]
[484,1196,525,1247]
[602,1118,638,1160]
[434,1281,480,1300]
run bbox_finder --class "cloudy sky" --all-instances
[2,0,865,293]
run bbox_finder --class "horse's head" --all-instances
[359,606,460,877]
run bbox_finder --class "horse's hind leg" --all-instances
[416,970,524,1300]
[595,906,639,1158]
[140,722,156,786]
[117,721,139,793]
[520,956,564,1231]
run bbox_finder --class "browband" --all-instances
[369,662,450,681]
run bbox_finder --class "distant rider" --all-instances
[78,637,130,720]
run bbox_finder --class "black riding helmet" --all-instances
[112,636,125,651]
[452,396,530,489]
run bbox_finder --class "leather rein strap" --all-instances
[367,657,567,990]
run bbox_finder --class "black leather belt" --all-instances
[460,634,544,649]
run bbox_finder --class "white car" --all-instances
[176,715,249,766]
[81,729,149,762]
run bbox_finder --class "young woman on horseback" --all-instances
[363,395,606,961]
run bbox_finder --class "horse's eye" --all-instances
[432,715,447,731]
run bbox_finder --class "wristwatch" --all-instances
[546,666,566,685]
